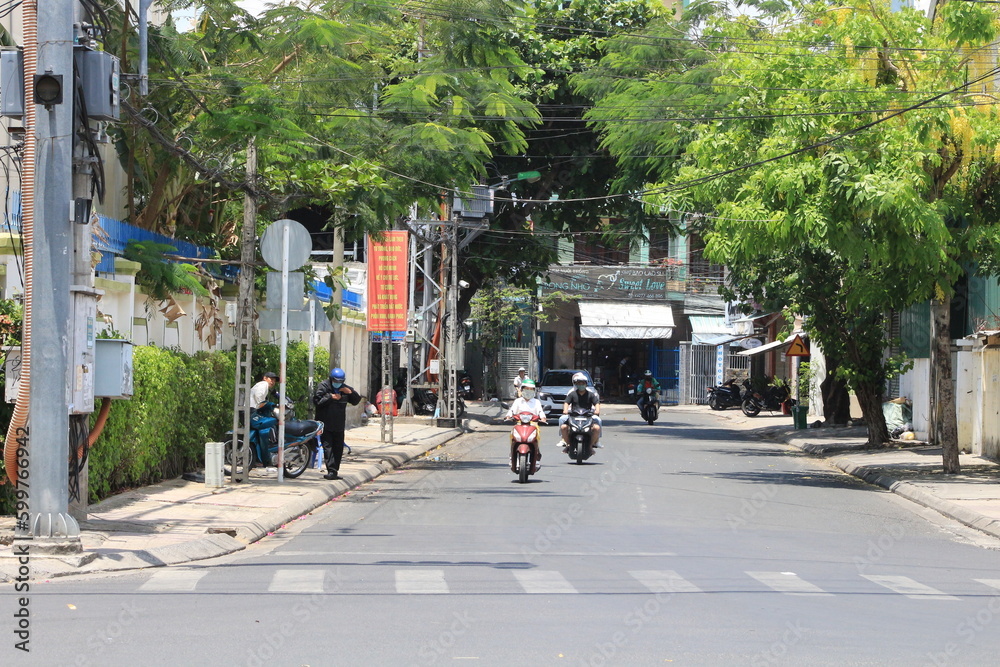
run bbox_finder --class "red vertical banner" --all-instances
[366,231,409,332]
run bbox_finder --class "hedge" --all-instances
[0,340,329,512]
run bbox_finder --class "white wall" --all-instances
[897,358,931,440]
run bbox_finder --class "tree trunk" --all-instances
[931,297,960,473]
[855,378,889,446]
[821,372,851,424]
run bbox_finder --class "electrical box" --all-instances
[70,290,98,413]
[0,49,24,117]
[74,48,120,121]
[94,339,134,399]
[453,185,494,218]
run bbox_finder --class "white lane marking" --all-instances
[138,568,208,592]
[629,570,702,594]
[395,569,449,594]
[513,570,578,594]
[974,579,1000,591]
[274,551,675,557]
[861,575,959,600]
[268,569,326,593]
[746,571,832,596]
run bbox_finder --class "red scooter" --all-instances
[507,410,543,483]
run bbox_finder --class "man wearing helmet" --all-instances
[559,372,602,451]
[512,367,528,398]
[313,367,361,480]
[637,370,660,414]
[504,378,547,471]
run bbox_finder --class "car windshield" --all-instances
[542,371,584,386]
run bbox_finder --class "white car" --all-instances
[537,369,596,419]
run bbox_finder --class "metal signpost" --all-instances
[260,219,312,482]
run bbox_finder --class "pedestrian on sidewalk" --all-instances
[313,367,362,480]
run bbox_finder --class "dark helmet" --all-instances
[330,367,346,382]
[263,372,278,381]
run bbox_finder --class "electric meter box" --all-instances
[94,339,133,399]
[74,48,120,121]
[0,49,24,117]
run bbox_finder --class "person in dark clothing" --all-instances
[312,367,361,480]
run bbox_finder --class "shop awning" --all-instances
[737,333,807,356]
[689,316,732,345]
[579,302,674,339]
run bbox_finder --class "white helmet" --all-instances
[572,372,587,384]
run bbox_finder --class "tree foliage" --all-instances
[578,0,1000,451]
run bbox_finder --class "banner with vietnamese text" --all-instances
[366,231,409,332]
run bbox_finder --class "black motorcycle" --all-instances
[637,387,660,424]
[741,379,794,417]
[458,371,476,400]
[707,379,743,410]
[409,387,467,418]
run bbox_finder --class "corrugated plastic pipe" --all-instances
[4,1,37,484]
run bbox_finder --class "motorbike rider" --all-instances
[513,367,527,397]
[504,378,547,472]
[636,370,661,415]
[313,367,361,480]
[560,372,602,451]
[248,371,279,444]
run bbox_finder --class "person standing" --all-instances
[313,367,361,480]
[513,367,527,398]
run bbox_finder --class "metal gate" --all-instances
[684,343,718,404]
[500,347,532,399]
[654,346,680,405]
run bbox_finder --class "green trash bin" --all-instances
[791,405,808,429]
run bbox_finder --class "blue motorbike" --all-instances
[225,400,323,478]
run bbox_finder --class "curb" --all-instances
[0,428,465,579]
[830,457,1000,541]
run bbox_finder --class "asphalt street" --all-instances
[9,406,1000,666]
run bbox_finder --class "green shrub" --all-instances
[86,347,236,502]
[0,340,330,510]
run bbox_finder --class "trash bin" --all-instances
[791,405,808,430]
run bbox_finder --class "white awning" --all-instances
[689,316,732,345]
[737,333,807,356]
[579,302,674,339]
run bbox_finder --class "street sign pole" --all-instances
[277,223,289,482]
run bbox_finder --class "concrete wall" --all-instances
[897,358,931,440]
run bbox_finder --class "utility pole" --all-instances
[23,0,82,549]
[231,138,258,483]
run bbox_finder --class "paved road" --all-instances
[10,407,1000,666]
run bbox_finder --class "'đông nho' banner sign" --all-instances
[366,231,409,332]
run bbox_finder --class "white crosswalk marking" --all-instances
[974,579,1000,591]
[268,569,326,593]
[138,568,208,592]
[629,570,702,594]
[513,570,578,594]
[395,569,449,594]
[862,575,959,600]
[746,571,832,596]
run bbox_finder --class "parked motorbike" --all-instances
[741,379,794,417]
[707,379,744,410]
[637,387,660,425]
[507,410,542,483]
[458,371,476,400]
[565,407,596,464]
[225,400,323,478]
[409,387,467,418]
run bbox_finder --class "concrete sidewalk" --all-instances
[0,413,485,580]
[708,406,1000,541]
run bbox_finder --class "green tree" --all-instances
[578,0,1000,466]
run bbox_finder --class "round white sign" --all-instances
[260,219,312,271]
